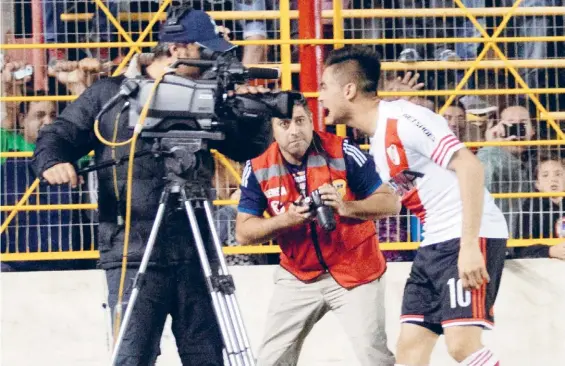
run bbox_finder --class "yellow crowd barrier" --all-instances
[1,1,564,261]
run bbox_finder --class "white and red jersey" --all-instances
[369,100,508,246]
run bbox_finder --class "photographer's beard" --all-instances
[282,138,310,165]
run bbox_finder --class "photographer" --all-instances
[235,97,400,366]
[477,105,536,238]
[33,7,266,366]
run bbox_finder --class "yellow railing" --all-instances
[1,1,564,261]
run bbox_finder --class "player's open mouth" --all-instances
[323,108,330,117]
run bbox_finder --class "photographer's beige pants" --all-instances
[256,266,394,366]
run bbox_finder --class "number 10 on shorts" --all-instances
[447,278,471,308]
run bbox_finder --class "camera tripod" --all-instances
[109,132,255,366]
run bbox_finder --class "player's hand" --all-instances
[284,201,313,227]
[549,243,565,260]
[317,183,347,216]
[458,245,490,290]
[42,163,82,188]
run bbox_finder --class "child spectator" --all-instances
[513,152,565,260]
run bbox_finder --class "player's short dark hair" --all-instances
[324,46,381,95]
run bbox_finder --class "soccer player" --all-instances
[318,46,508,366]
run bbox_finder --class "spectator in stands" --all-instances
[48,58,106,97]
[43,0,118,62]
[376,212,414,262]
[1,57,100,157]
[442,100,467,140]
[236,96,399,366]
[477,105,536,237]
[457,0,556,88]
[1,58,35,157]
[18,93,56,145]
[439,98,484,143]
[396,0,459,62]
[1,58,57,156]
[1,58,30,129]
[513,152,565,259]
[234,0,386,64]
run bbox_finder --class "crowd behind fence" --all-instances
[0,0,564,269]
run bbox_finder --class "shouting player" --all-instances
[319,46,508,366]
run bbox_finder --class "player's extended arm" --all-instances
[448,148,484,246]
[448,148,491,289]
[340,184,401,220]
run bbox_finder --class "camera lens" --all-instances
[316,205,336,232]
[310,189,336,232]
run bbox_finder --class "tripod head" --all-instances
[142,130,222,194]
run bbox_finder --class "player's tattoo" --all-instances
[387,170,424,196]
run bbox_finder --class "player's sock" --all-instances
[460,347,499,365]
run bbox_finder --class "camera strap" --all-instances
[286,162,307,199]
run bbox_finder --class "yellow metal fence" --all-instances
[1,0,564,261]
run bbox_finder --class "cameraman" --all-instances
[235,97,400,366]
[33,7,267,366]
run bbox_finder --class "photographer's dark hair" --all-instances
[324,46,381,95]
[292,94,312,118]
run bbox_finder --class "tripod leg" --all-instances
[202,200,256,366]
[110,187,170,366]
[180,189,247,366]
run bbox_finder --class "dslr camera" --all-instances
[505,123,527,140]
[300,189,336,232]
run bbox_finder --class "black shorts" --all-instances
[400,237,506,335]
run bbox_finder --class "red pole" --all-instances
[31,0,47,91]
[298,0,324,132]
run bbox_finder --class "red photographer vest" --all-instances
[250,132,387,288]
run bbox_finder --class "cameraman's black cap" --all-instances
[159,8,236,53]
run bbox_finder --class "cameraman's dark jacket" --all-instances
[33,76,271,269]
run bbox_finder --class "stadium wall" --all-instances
[1,260,564,366]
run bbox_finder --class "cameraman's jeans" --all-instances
[106,264,223,366]
[256,266,394,366]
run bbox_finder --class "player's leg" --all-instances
[439,238,506,365]
[395,323,440,366]
[395,248,441,365]
[255,266,328,366]
[328,274,395,366]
